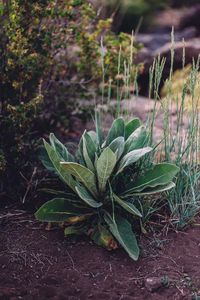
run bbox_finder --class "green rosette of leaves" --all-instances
[35,112,179,261]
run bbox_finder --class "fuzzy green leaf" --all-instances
[113,194,142,217]
[82,135,95,171]
[109,137,125,160]
[87,130,97,144]
[131,181,176,196]
[35,198,92,222]
[84,132,96,161]
[39,147,54,172]
[60,162,98,197]
[96,147,117,193]
[75,184,103,208]
[124,126,147,153]
[104,213,139,261]
[44,141,77,192]
[126,163,179,194]
[76,134,86,166]
[106,118,125,145]
[117,147,152,174]
[49,133,74,162]
[125,118,141,140]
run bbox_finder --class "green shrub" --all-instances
[0,0,50,200]
[0,0,49,104]
[35,113,179,260]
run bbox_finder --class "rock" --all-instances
[154,38,200,62]
[137,38,200,95]
[153,8,186,31]
[136,27,197,52]
[154,38,200,79]
[179,4,200,33]
[145,276,169,292]
[192,296,200,300]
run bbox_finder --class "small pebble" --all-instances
[145,276,169,292]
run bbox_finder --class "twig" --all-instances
[21,167,37,204]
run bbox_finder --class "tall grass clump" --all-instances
[158,56,200,229]
[143,34,200,229]
[102,28,200,229]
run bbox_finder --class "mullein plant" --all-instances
[35,112,179,261]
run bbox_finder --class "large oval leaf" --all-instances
[60,162,98,197]
[125,118,141,140]
[131,181,175,196]
[35,198,93,222]
[96,147,117,193]
[109,137,125,160]
[124,126,147,154]
[125,163,179,194]
[44,141,77,192]
[49,133,74,162]
[81,130,97,171]
[117,147,152,174]
[39,147,55,172]
[113,194,142,217]
[75,184,102,208]
[106,118,125,146]
[87,130,97,144]
[82,135,95,172]
[76,133,87,167]
[104,213,139,261]
[84,132,96,162]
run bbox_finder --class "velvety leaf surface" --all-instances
[124,126,147,153]
[117,147,152,174]
[109,137,125,160]
[44,141,77,192]
[125,118,141,140]
[75,184,103,208]
[106,118,125,145]
[35,198,92,222]
[60,162,98,196]
[113,194,142,217]
[96,147,117,192]
[49,133,74,162]
[104,213,139,261]
[126,163,179,193]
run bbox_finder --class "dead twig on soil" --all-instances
[64,249,79,273]
[0,212,25,219]
[20,167,37,204]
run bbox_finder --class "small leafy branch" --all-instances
[35,112,179,260]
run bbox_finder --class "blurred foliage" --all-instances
[49,0,142,90]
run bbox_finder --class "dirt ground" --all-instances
[1,209,200,300]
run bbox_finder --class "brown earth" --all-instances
[1,209,200,300]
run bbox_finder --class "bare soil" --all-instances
[1,209,200,300]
